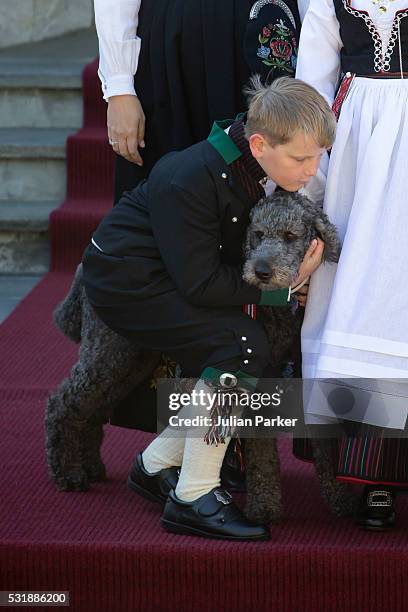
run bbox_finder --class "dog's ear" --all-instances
[249,195,267,221]
[314,213,341,263]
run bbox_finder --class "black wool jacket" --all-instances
[83,120,289,311]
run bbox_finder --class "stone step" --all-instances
[0,65,83,89]
[0,275,43,324]
[0,87,83,129]
[0,127,72,158]
[0,128,73,201]
[0,201,58,231]
[0,28,98,128]
[0,201,58,274]
[0,63,84,129]
[0,29,99,274]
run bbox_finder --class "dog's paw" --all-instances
[244,489,284,525]
[320,481,360,517]
[53,471,90,492]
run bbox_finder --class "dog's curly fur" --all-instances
[46,268,160,491]
[45,192,359,521]
[240,193,358,523]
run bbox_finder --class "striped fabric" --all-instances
[229,117,266,203]
[336,424,408,486]
[294,426,408,486]
[229,117,265,321]
[243,304,257,319]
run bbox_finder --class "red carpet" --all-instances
[1,60,408,611]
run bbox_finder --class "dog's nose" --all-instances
[255,271,272,282]
[254,261,272,283]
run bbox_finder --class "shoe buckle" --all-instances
[367,490,392,507]
[214,489,233,505]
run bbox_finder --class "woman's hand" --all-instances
[107,95,146,165]
[294,237,325,287]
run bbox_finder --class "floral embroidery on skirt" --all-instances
[257,18,298,73]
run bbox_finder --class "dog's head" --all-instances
[243,192,340,290]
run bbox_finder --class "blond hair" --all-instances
[244,75,336,148]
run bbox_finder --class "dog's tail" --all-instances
[53,263,84,343]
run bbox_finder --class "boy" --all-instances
[82,76,336,540]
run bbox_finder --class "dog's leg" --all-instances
[244,437,283,524]
[311,438,359,516]
[78,350,160,484]
[45,363,102,492]
[45,290,144,491]
[79,413,108,483]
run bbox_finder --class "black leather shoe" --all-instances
[355,486,396,531]
[161,487,270,541]
[220,441,246,492]
[127,453,180,505]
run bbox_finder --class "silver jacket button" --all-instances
[232,217,238,223]
[221,172,228,179]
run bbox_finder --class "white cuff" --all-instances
[99,72,137,101]
[288,276,310,300]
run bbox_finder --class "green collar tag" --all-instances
[207,119,242,165]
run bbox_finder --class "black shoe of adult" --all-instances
[355,486,396,531]
[161,487,270,541]
[127,453,180,505]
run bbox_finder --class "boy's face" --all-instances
[248,131,327,192]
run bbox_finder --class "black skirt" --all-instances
[114,0,301,201]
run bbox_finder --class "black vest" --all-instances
[334,0,408,74]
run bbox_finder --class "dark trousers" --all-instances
[91,290,271,380]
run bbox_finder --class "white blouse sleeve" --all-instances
[297,0,311,23]
[295,0,342,106]
[94,0,142,101]
[296,0,342,203]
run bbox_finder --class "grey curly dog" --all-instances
[45,191,359,523]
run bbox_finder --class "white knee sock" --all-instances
[142,378,239,501]
[174,378,237,501]
[141,432,185,473]
[141,386,201,473]
[175,436,230,502]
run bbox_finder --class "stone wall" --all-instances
[0,0,94,48]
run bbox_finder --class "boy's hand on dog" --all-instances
[292,238,325,306]
[294,283,309,308]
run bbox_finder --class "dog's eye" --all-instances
[254,230,264,240]
[284,232,298,242]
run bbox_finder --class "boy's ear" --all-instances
[248,133,266,159]
[314,214,341,263]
